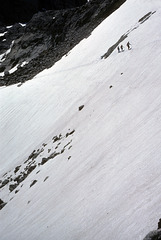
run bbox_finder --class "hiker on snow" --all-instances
[120,45,124,52]
[127,41,131,50]
[117,46,120,53]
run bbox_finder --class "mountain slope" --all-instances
[0,0,125,86]
[0,0,161,239]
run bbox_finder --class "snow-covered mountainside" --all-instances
[0,0,161,239]
[0,0,125,86]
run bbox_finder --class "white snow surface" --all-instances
[9,64,19,74]
[0,31,7,37]
[0,0,161,239]
[21,61,29,67]
[6,25,13,29]
[19,23,26,27]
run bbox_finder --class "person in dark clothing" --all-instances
[127,41,131,50]
[117,46,120,53]
[120,45,124,52]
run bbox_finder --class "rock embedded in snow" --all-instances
[0,199,6,210]
[14,165,21,174]
[79,105,85,111]
[30,180,37,188]
[0,179,9,189]
[9,183,18,192]
[44,176,49,182]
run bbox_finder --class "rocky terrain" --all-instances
[0,128,75,210]
[0,0,126,86]
[0,0,87,25]
[143,230,161,240]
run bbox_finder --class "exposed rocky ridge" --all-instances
[0,0,87,25]
[0,0,126,86]
[143,220,161,240]
[143,230,161,240]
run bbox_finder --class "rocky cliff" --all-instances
[0,0,87,25]
[0,0,126,86]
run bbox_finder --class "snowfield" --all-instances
[0,0,161,239]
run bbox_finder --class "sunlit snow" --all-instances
[21,61,29,67]
[0,31,7,37]
[9,64,19,74]
[19,23,26,27]
[0,0,161,240]
[6,25,13,29]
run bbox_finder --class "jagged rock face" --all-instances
[0,0,87,25]
[0,0,38,25]
[143,230,161,240]
[0,0,126,86]
[39,0,87,10]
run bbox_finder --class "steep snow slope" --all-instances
[0,0,161,239]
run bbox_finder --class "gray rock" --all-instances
[9,183,18,192]
[30,180,37,187]
[79,105,84,111]
[0,198,6,210]
[143,230,161,240]
[0,0,126,86]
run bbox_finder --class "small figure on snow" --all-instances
[117,46,120,53]
[120,45,124,52]
[127,41,131,50]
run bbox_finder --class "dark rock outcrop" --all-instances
[66,130,75,137]
[30,180,37,187]
[0,0,126,86]
[41,152,60,165]
[14,165,21,174]
[143,230,161,240]
[79,105,84,111]
[0,129,74,211]
[143,219,161,240]
[158,219,161,230]
[0,198,6,210]
[0,179,9,189]
[9,183,18,192]
[0,0,87,25]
